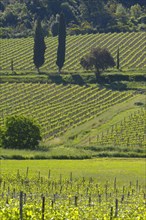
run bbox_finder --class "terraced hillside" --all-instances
[1,83,136,142]
[0,32,146,72]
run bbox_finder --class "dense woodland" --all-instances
[0,0,146,38]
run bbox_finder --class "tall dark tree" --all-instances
[56,12,66,74]
[33,18,46,73]
[117,47,120,70]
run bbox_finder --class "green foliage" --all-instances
[0,159,145,218]
[50,14,59,36]
[56,12,66,73]
[33,19,46,73]
[1,0,145,38]
[80,47,115,79]
[0,126,4,148]
[2,116,42,150]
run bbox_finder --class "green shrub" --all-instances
[2,116,42,150]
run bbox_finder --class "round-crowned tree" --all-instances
[80,47,115,80]
[2,116,42,150]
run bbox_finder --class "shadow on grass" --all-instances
[49,74,87,86]
[96,74,146,91]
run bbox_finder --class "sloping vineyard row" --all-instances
[88,108,146,147]
[0,83,135,140]
[0,32,145,71]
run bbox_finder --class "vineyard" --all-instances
[0,82,137,142]
[0,160,146,219]
[0,30,146,220]
[0,32,146,72]
[80,108,146,148]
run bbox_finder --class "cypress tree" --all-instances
[33,18,46,73]
[117,47,120,70]
[56,12,66,74]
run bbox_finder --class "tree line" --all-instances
[0,0,146,38]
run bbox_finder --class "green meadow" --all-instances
[1,159,145,185]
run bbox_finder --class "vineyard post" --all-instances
[115,198,118,217]
[26,167,29,178]
[110,206,113,220]
[38,171,40,180]
[117,47,120,70]
[98,194,101,203]
[123,186,125,194]
[60,174,62,184]
[70,172,72,182]
[13,188,16,198]
[60,185,63,193]
[3,181,5,190]
[17,169,20,178]
[75,196,78,206]
[121,195,124,203]
[136,180,138,191]
[89,195,91,206]
[82,177,85,185]
[51,200,54,208]
[114,177,117,191]
[20,191,23,220]
[6,195,9,204]
[48,170,51,179]
[42,195,45,220]
[129,181,132,188]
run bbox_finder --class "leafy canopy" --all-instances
[80,47,115,74]
[2,116,42,150]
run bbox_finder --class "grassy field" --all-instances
[1,158,145,186]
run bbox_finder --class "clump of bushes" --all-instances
[1,116,42,150]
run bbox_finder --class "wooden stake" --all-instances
[75,196,78,206]
[115,199,118,217]
[20,191,23,220]
[110,206,113,220]
[42,195,45,220]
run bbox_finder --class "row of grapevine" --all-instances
[0,169,145,219]
[0,83,135,140]
[0,32,145,71]
[84,108,146,148]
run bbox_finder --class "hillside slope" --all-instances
[0,32,146,72]
[1,83,145,149]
